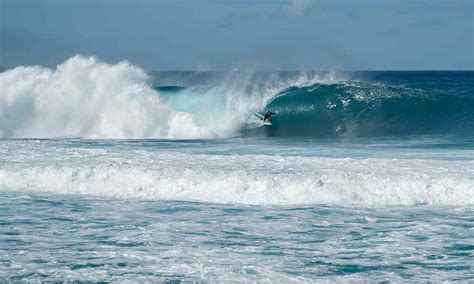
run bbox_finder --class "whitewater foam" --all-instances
[0,56,235,139]
[1,141,472,206]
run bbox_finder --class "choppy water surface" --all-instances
[1,192,472,282]
[0,137,473,282]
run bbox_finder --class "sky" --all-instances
[1,0,473,70]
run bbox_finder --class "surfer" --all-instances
[263,111,276,122]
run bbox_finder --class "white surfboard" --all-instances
[255,112,272,126]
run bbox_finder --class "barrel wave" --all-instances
[251,82,474,137]
[1,55,473,139]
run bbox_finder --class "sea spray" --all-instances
[0,56,209,139]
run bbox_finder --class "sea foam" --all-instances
[0,142,472,206]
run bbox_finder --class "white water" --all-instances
[0,55,343,139]
[1,140,473,206]
[0,56,207,139]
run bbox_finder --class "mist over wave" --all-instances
[1,55,472,139]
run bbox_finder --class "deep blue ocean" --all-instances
[0,56,473,281]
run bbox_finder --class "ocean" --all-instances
[0,56,473,282]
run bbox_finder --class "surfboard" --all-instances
[255,112,272,126]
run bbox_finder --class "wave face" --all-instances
[249,82,474,137]
[1,56,473,139]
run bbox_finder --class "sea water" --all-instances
[0,56,473,281]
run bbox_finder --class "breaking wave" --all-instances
[1,55,472,139]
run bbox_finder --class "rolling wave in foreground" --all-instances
[1,56,473,282]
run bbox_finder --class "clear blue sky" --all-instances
[1,0,473,70]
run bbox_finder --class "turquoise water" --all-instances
[0,58,473,281]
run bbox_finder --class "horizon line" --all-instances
[1,67,473,73]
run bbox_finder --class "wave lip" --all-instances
[1,150,472,206]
